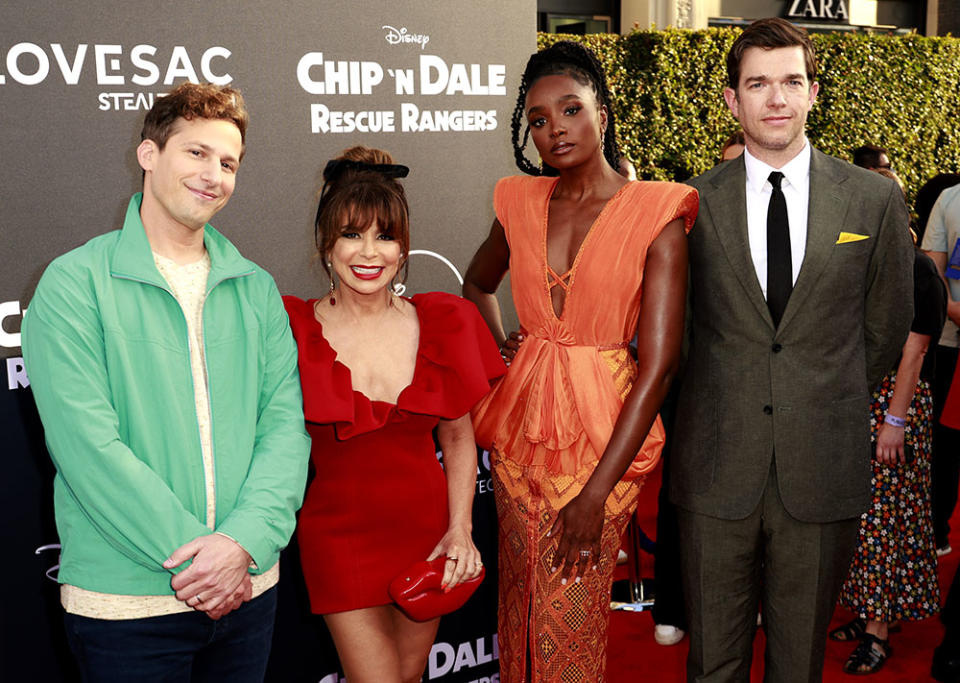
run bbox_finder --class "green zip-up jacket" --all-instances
[21,194,311,596]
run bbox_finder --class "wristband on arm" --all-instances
[884,414,907,428]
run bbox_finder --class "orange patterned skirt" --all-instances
[492,450,643,682]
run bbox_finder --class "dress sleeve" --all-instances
[401,292,506,419]
[664,183,699,235]
[493,175,533,246]
[493,176,513,230]
[627,182,699,254]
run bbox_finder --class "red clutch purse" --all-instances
[388,556,485,622]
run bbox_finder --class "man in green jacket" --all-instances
[21,82,311,682]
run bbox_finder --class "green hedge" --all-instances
[537,30,960,201]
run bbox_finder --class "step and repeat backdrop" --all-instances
[0,2,532,680]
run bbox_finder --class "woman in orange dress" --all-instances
[464,42,698,681]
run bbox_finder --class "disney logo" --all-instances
[382,25,430,49]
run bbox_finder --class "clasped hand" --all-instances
[164,533,253,620]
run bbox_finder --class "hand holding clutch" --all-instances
[388,556,485,622]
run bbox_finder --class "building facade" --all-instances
[538,0,958,35]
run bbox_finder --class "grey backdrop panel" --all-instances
[1,2,534,680]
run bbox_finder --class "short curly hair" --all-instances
[141,82,249,159]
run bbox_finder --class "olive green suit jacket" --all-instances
[669,149,914,523]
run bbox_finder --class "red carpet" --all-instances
[608,461,960,682]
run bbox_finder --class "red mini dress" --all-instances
[283,292,504,614]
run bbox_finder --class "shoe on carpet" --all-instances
[937,544,953,557]
[843,633,891,675]
[654,624,685,646]
[829,617,866,642]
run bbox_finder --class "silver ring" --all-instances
[447,556,458,561]
[579,550,591,558]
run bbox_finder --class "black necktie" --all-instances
[766,171,792,327]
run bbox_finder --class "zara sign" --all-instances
[786,0,849,20]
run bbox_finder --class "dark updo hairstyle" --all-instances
[510,40,621,177]
[314,146,410,286]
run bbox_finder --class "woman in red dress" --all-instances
[284,146,504,682]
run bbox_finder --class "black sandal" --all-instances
[829,617,866,642]
[843,633,891,675]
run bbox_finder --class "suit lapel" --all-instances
[705,158,773,326]
[777,148,851,334]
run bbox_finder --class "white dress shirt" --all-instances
[744,141,811,298]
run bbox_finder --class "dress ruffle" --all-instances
[473,339,665,478]
[471,176,695,478]
[284,292,504,440]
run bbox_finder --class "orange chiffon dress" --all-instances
[472,175,698,682]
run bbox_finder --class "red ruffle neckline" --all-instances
[284,292,504,439]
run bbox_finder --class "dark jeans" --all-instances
[933,345,960,548]
[64,587,277,683]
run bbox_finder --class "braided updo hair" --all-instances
[510,41,621,176]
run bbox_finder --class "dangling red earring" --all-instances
[327,262,336,306]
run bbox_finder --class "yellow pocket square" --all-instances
[836,232,870,244]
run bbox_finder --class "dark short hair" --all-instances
[141,82,249,159]
[852,144,889,169]
[314,146,410,285]
[727,17,817,90]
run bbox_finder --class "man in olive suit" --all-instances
[670,18,914,682]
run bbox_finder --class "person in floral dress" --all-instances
[834,217,947,673]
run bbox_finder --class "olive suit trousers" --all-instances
[678,462,859,683]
